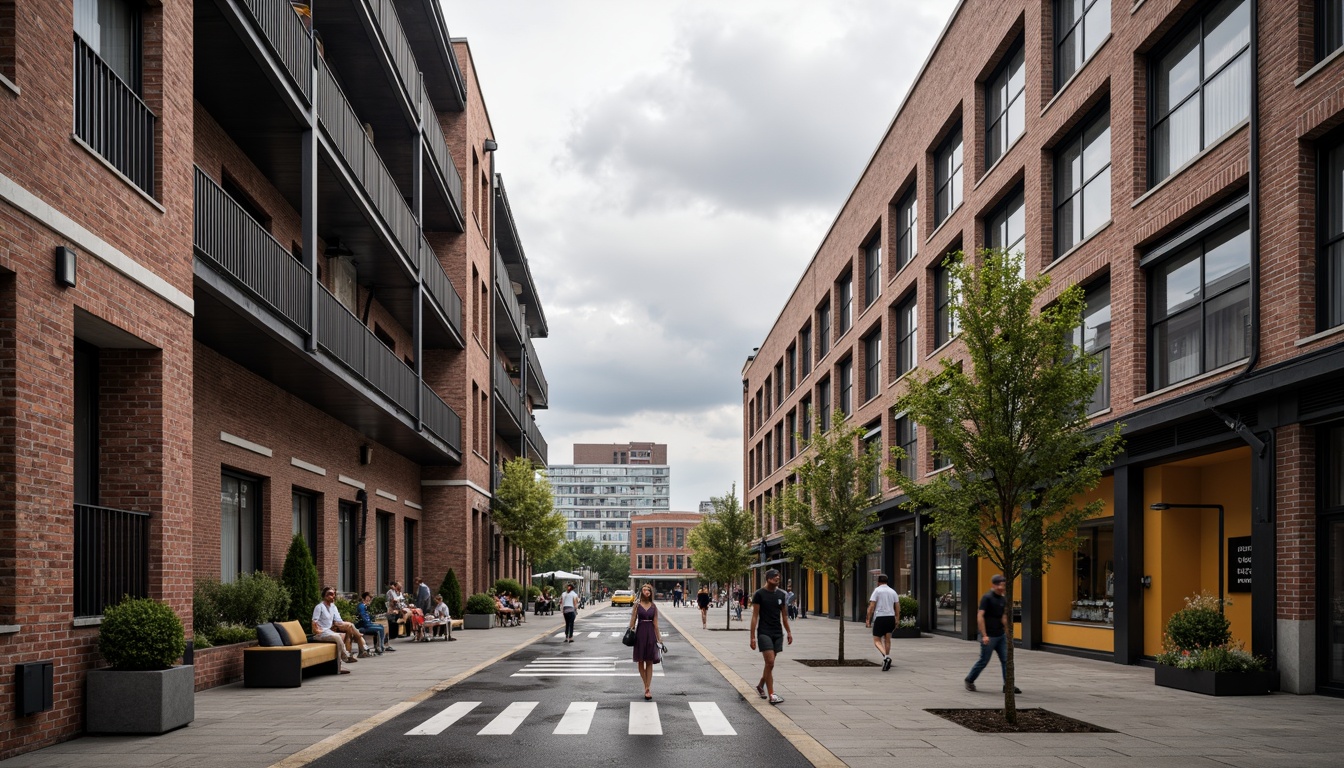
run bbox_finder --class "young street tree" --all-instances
[888,249,1123,723]
[686,485,756,630]
[493,456,567,590]
[537,538,630,591]
[771,412,883,662]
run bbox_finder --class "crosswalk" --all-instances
[553,630,626,639]
[513,655,664,677]
[404,700,737,737]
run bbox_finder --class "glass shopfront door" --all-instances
[935,531,963,634]
[1325,518,1344,691]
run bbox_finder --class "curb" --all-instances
[661,611,846,768]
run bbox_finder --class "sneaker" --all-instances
[882,656,892,672]
[345,655,359,664]
[769,693,785,705]
[385,646,397,652]
[1003,686,1023,694]
[756,682,767,699]
[358,649,372,658]
[964,680,975,691]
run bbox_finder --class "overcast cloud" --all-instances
[443,0,957,509]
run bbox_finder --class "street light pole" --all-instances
[1150,502,1226,613]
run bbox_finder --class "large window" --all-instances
[1074,281,1112,412]
[864,427,882,498]
[863,330,881,402]
[1056,107,1112,257]
[338,501,358,593]
[895,293,918,378]
[800,397,812,441]
[799,326,812,377]
[1320,0,1344,61]
[376,512,391,593]
[895,414,917,479]
[1322,137,1344,330]
[818,378,832,432]
[786,344,797,391]
[935,125,964,226]
[221,472,261,583]
[838,359,853,417]
[985,42,1026,167]
[73,0,154,195]
[74,0,139,88]
[986,186,1026,261]
[403,518,417,592]
[1056,0,1111,88]
[786,410,797,458]
[864,234,882,307]
[896,189,918,271]
[1150,0,1250,184]
[1072,520,1115,624]
[818,299,832,358]
[935,261,960,347]
[838,273,854,336]
[1149,216,1251,389]
[292,490,317,556]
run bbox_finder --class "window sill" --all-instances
[1041,220,1113,275]
[1131,121,1248,211]
[0,624,19,635]
[1041,34,1112,119]
[974,134,1025,191]
[1047,620,1113,630]
[1087,406,1113,420]
[1296,324,1344,347]
[0,73,17,97]
[1132,357,1248,404]
[925,464,955,478]
[889,369,915,389]
[926,203,963,245]
[74,616,103,628]
[70,134,165,213]
[1131,0,1146,14]
[926,335,960,361]
[1296,46,1344,88]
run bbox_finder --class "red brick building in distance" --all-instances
[0,0,550,756]
[743,0,1344,697]
[630,511,703,596]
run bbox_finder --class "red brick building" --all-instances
[744,0,1344,696]
[0,0,548,756]
[630,511,703,596]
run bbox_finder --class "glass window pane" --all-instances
[1324,0,1344,59]
[1057,195,1080,255]
[1204,283,1250,369]
[1155,247,1202,319]
[1058,136,1083,199]
[1154,99,1200,181]
[1329,241,1344,329]
[1082,115,1111,178]
[1156,28,1200,117]
[1058,27,1080,84]
[1081,166,1111,236]
[1085,0,1111,58]
[1204,221,1251,296]
[1006,91,1025,149]
[1154,308,1202,387]
[1083,283,1112,354]
[1329,143,1344,241]
[1203,0,1250,75]
[1202,51,1249,145]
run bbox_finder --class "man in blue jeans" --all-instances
[964,574,1022,694]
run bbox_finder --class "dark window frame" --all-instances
[1319,0,1344,62]
[896,187,918,272]
[935,124,965,226]
[985,184,1027,258]
[895,413,918,478]
[863,330,881,402]
[1319,129,1344,331]
[1055,0,1112,90]
[864,233,882,307]
[817,299,832,359]
[985,40,1026,168]
[1055,102,1113,257]
[838,272,854,336]
[838,357,854,417]
[935,260,960,347]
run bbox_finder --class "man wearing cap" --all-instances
[749,568,792,705]
[964,574,1022,693]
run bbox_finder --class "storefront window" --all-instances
[893,521,915,598]
[935,530,963,633]
[1073,521,1115,624]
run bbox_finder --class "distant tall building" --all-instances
[549,443,670,553]
[699,500,715,514]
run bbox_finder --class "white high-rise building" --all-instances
[548,442,670,553]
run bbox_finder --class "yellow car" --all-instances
[610,590,635,606]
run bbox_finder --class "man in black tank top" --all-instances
[749,569,793,705]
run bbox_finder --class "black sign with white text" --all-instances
[1228,536,1252,593]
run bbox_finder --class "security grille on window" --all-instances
[1056,0,1111,89]
[896,189,918,271]
[1056,107,1112,256]
[935,261,960,347]
[1322,137,1344,330]
[865,234,882,307]
[1148,214,1251,390]
[985,42,1025,167]
[818,299,832,358]
[864,331,881,402]
[896,293,918,378]
[935,125,964,225]
[1073,281,1112,412]
[838,273,854,335]
[1150,0,1250,184]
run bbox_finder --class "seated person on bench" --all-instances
[496,594,517,626]
[423,594,454,640]
[355,591,389,654]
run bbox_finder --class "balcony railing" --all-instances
[420,91,464,218]
[74,504,150,618]
[493,360,525,429]
[316,58,418,266]
[239,0,313,101]
[73,35,156,196]
[421,232,463,338]
[494,247,524,341]
[367,0,420,108]
[317,286,418,416]
[421,381,462,449]
[525,335,549,406]
[194,167,312,332]
[526,416,548,465]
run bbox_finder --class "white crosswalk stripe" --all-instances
[628,702,661,735]
[477,702,538,735]
[513,656,663,677]
[689,702,736,735]
[406,701,739,737]
[553,701,597,734]
[587,631,602,638]
[405,701,479,735]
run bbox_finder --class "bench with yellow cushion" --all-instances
[242,620,340,687]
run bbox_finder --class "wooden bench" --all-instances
[243,620,340,688]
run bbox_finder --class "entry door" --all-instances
[935,531,963,634]
[1324,517,1344,692]
[338,501,358,593]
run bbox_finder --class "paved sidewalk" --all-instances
[660,604,1344,768]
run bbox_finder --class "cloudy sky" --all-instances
[443,1,958,510]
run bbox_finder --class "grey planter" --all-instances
[890,626,922,639]
[464,613,494,630]
[86,665,195,734]
[1154,665,1280,696]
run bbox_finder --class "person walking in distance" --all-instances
[964,574,1022,694]
[865,574,900,671]
[559,582,579,642]
[697,585,711,629]
[628,583,662,700]
[750,568,792,705]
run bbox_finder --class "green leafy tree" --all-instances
[888,249,1124,723]
[771,413,883,662]
[535,533,630,590]
[687,486,755,630]
[439,568,463,619]
[494,457,567,590]
[280,534,321,623]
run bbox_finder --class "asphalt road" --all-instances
[310,605,813,768]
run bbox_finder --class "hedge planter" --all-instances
[87,665,195,733]
[1154,665,1280,696]
[890,626,922,639]
[464,614,495,630]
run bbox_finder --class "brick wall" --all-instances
[192,640,253,692]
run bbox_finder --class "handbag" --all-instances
[621,627,637,647]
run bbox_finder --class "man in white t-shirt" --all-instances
[423,594,455,640]
[312,586,352,674]
[865,573,901,672]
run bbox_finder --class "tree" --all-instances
[438,568,463,619]
[686,485,755,630]
[537,538,629,590]
[493,456,567,589]
[771,412,883,662]
[280,534,321,624]
[888,249,1124,723]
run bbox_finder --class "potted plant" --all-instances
[892,595,922,638]
[1154,593,1278,696]
[86,596,194,734]
[464,593,498,630]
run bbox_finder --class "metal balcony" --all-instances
[524,335,548,409]
[525,416,548,465]
[493,359,525,434]
[494,246,525,347]
[420,91,465,231]
[73,34,156,196]
[235,0,313,102]
[420,231,464,348]
[74,504,150,618]
[494,176,549,339]
[392,0,466,111]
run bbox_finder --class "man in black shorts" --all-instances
[749,568,792,705]
[865,573,900,671]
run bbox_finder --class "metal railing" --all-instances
[75,504,150,618]
[421,381,462,450]
[367,0,419,107]
[420,232,463,339]
[316,58,418,265]
[419,92,463,217]
[493,360,525,429]
[494,247,524,341]
[194,167,312,332]
[73,35,156,196]
[525,335,549,406]
[526,416,548,465]
[238,0,313,101]
[317,286,417,416]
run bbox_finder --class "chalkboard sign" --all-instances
[1228,536,1252,593]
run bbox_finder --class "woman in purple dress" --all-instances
[628,583,661,700]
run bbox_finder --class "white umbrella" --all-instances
[532,570,583,580]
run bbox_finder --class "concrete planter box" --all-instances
[1154,665,1280,696]
[890,626,922,639]
[463,613,494,630]
[86,665,195,734]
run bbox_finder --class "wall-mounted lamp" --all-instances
[55,246,77,288]
[1150,502,1226,612]
[360,444,373,465]
[482,139,498,152]
[1140,575,1152,589]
